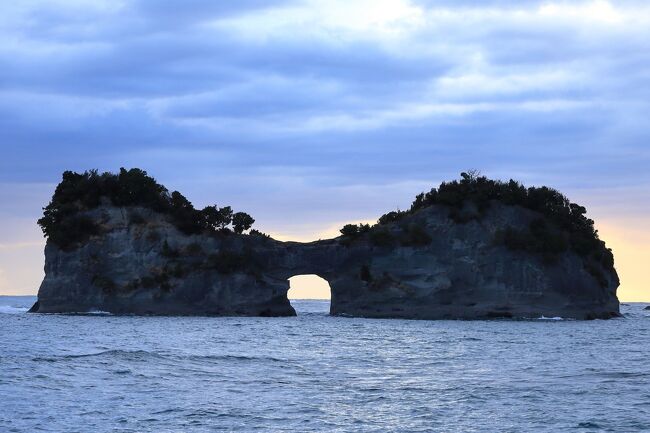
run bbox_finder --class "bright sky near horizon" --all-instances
[0,0,648,300]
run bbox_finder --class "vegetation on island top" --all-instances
[38,168,256,249]
[340,171,614,275]
[38,168,614,283]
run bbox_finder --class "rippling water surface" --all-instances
[1,296,649,432]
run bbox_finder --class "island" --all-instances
[30,168,620,319]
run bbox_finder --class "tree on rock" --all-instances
[202,205,234,231]
[232,212,255,234]
[340,224,360,237]
[201,205,221,231]
[216,206,233,230]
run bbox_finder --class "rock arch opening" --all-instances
[288,274,331,315]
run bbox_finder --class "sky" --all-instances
[0,0,648,300]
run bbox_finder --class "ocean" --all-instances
[1,296,649,432]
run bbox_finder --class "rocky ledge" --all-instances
[30,169,620,319]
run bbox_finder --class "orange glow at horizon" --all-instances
[596,219,649,302]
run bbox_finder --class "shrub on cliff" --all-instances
[249,229,272,239]
[337,171,612,271]
[39,213,99,250]
[169,191,204,234]
[404,172,613,270]
[497,219,569,264]
[339,223,372,246]
[38,168,257,248]
[340,223,371,237]
[378,210,407,225]
[369,228,396,248]
[340,224,360,237]
[232,212,255,234]
[202,205,233,231]
[399,224,432,247]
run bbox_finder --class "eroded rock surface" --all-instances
[32,202,620,319]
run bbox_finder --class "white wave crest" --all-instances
[85,310,112,315]
[0,305,29,314]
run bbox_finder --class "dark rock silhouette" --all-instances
[31,169,620,319]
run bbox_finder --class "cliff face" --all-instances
[32,202,620,319]
[33,207,295,316]
[322,204,620,320]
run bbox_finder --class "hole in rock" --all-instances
[288,274,331,315]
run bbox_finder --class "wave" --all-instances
[594,371,649,379]
[577,422,602,428]
[31,350,287,365]
[187,354,286,363]
[68,349,165,360]
[32,349,166,363]
[0,305,29,314]
[85,310,112,315]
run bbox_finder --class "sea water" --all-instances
[1,296,649,432]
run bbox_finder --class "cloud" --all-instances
[3,0,649,137]
[1,0,649,297]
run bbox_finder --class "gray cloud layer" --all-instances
[1,0,649,228]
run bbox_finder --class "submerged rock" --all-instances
[31,169,620,319]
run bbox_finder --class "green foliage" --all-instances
[202,205,234,231]
[340,223,371,237]
[207,250,251,274]
[112,168,169,209]
[38,168,258,248]
[378,210,407,225]
[590,245,614,271]
[249,229,271,239]
[338,223,371,245]
[41,215,99,250]
[169,191,204,234]
[217,206,233,228]
[529,218,569,255]
[399,224,432,247]
[369,228,396,248]
[405,171,613,271]
[340,224,360,237]
[585,261,608,288]
[498,219,569,264]
[336,171,613,273]
[232,212,255,234]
